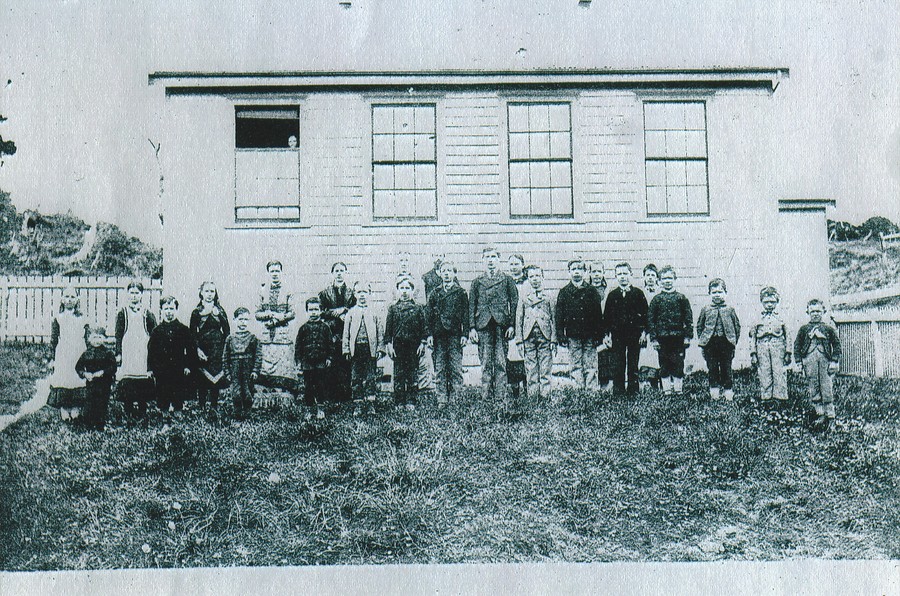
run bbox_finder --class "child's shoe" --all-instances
[709,387,720,400]
[723,389,734,401]
[316,406,326,420]
[660,377,673,396]
[673,377,684,395]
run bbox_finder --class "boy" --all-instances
[223,307,262,419]
[148,296,197,414]
[639,264,661,391]
[794,299,842,431]
[295,297,333,419]
[589,260,614,392]
[385,278,427,408]
[422,252,446,300]
[319,262,356,403]
[426,260,469,407]
[75,325,117,431]
[647,266,693,396]
[696,278,741,400]
[603,263,648,395]
[555,258,604,391]
[469,247,519,401]
[506,254,528,399]
[749,287,791,405]
[516,265,556,399]
[342,282,383,404]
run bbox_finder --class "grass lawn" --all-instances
[0,344,50,416]
[1,364,900,570]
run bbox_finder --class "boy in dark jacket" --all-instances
[223,307,262,419]
[647,266,694,396]
[696,278,741,401]
[794,299,842,431]
[385,277,427,408]
[603,262,649,395]
[295,297,334,418]
[427,260,469,406]
[555,258,604,391]
[148,296,198,414]
[75,325,118,431]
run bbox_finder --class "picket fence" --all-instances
[0,276,164,343]
[834,311,900,378]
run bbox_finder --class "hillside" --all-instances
[829,217,900,297]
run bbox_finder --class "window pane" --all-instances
[665,131,688,158]
[415,106,435,133]
[394,164,416,190]
[684,131,707,158]
[395,190,416,217]
[415,190,437,217]
[509,162,530,188]
[374,190,393,216]
[551,187,572,215]
[530,132,550,159]
[647,186,666,214]
[509,132,529,160]
[395,108,414,132]
[373,134,394,161]
[373,164,394,190]
[372,107,394,134]
[394,135,416,161]
[549,104,570,132]
[686,185,709,214]
[550,161,571,189]
[666,185,688,214]
[666,161,687,186]
[550,132,571,159]
[510,189,530,216]
[683,102,706,129]
[415,163,436,190]
[644,131,667,158]
[413,134,435,161]
[528,104,550,131]
[685,161,707,186]
[508,105,529,132]
[530,161,551,188]
[531,188,552,215]
[646,161,666,186]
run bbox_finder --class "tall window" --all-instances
[234,107,300,221]
[372,104,437,219]
[643,101,709,216]
[507,102,573,218]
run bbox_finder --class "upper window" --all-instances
[643,101,709,216]
[234,107,300,221]
[507,102,573,218]
[372,104,437,219]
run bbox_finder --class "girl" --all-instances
[256,261,298,407]
[115,280,157,419]
[47,286,87,423]
[638,264,661,391]
[190,281,230,410]
[76,325,117,431]
[506,254,528,400]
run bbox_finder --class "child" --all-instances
[115,280,157,420]
[47,286,87,423]
[342,282,383,404]
[794,299,842,431]
[589,260,614,391]
[749,287,791,406]
[506,254,528,399]
[256,261,297,406]
[319,262,355,403]
[295,297,333,418]
[696,278,741,400]
[148,296,197,414]
[555,258,604,391]
[75,325,117,431]
[516,265,556,399]
[647,266,693,396]
[426,260,469,407]
[603,263,648,395]
[638,264,661,391]
[385,277,427,408]
[223,307,262,419]
[190,281,230,410]
[469,247,521,401]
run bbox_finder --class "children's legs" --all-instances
[568,338,586,390]
[490,325,508,399]
[756,341,774,400]
[625,337,641,393]
[448,339,464,400]
[571,339,597,391]
[477,326,496,400]
[720,342,735,391]
[803,352,827,417]
[433,337,450,403]
[417,343,435,392]
[703,345,720,391]
[611,338,627,393]
[394,343,417,405]
[537,337,552,397]
[771,339,788,400]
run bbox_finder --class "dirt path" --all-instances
[0,376,49,433]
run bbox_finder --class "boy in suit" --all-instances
[603,263,648,396]
[469,246,520,401]
[516,265,557,399]
[794,299,842,431]
[426,260,469,407]
[342,282,384,405]
[555,258,604,391]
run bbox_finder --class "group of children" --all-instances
[46,248,843,432]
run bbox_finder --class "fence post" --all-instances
[872,320,884,378]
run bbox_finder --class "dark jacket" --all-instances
[223,334,262,381]
[147,320,197,387]
[319,283,356,338]
[427,284,470,338]
[385,300,427,346]
[190,304,230,378]
[294,319,333,370]
[114,307,157,358]
[794,322,842,362]
[696,304,741,347]
[469,272,519,331]
[76,345,117,388]
[555,282,604,341]
[603,286,648,338]
[648,291,694,340]
[422,268,442,301]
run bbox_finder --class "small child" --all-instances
[47,286,87,422]
[223,307,262,419]
[749,287,791,406]
[506,254,528,400]
[75,325,117,431]
[603,263,648,395]
[589,260,614,392]
[555,258,604,391]
[516,265,557,399]
[638,264,661,391]
[295,297,334,419]
[426,260,469,407]
[148,296,197,414]
[794,299,842,431]
[647,266,693,396]
[342,282,383,404]
[696,278,741,400]
[385,277,427,408]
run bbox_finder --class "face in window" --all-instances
[288,135,298,149]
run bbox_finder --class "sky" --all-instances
[0,0,897,244]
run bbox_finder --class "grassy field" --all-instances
[0,344,49,416]
[830,239,900,295]
[2,361,900,570]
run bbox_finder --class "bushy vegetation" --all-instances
[830,238,900,295]
[2,365,899,569]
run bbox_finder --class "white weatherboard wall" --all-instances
[157,84,812,369]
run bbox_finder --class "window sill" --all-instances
[363,220,448,228]
[225,221,311,230]
[636,216,720,224]
[497,218,580,226]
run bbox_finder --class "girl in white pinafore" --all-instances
[47,286,87,421]
[115,281,157,418]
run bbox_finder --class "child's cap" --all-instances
[233,306,251,318]
[760,286,780,301]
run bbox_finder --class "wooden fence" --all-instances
[834,311,900,378]
[0,276,163,343]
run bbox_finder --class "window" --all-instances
[372,104,437,219]
[507,102,573,218]
[234,107,300,221]
[643,101,709,216]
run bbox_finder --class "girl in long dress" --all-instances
[47,286,87,422]
[115,280,157,419]
[255,261,297,407]
[190,281,230,410]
